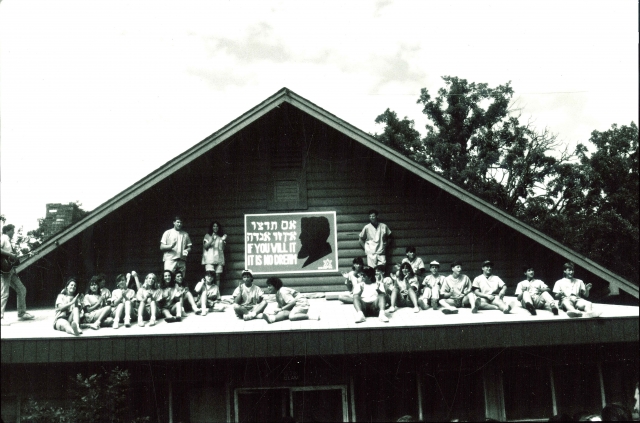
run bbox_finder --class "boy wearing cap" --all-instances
[439,261,479,314]
[552,262,601,318]
[353,266,390,323]
[418,261,445,310]
[515,266,559,316]
[401,247,426,278]
[232,270,268,320]
[472,260,511,314]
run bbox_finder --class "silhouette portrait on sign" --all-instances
[297,216,332,268]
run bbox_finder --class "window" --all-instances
[503,365,553,421]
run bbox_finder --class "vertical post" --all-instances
[416,374,424,422]
[349,376,357,422]
[483,362,506,421]
[168,380,173,423]
[550,366,558,416]
[598,362,607,409]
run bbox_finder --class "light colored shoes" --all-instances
[413,307,420,313]
[379,311,389,323]
[355,311,366,323]
[566,311,582,318]
[585,310,602,318]
[18,312,35,321]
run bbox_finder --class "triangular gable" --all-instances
[18,88,638,298]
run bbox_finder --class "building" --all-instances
[40,202,88,240]
[2,89,638,422]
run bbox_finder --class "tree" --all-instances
[374,77,639,283]
[21,367,150,423]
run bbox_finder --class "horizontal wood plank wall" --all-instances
[20,104,605,306]
[3,317,638,364]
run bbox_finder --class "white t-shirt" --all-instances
[472,275,505,295]
[553,278,586,299]
[515,279,550,297]
[353,280,383,303]
[161,228,192,262]
[359,223,391,256]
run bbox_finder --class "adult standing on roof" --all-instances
[160,216,192,279]
[1,224,34,325]
[359,209,392,268]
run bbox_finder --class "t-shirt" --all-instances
[422,274,445,289]
[344,270,360,292]
[276,286,299,308]
[353,280,384,303]
[100,287,111,299]
[515,279,550,297]
[553,278,586,299]
[161,228,192,262]
[232,284,264,306]
[202,234,226,266]
[376,275,394,295]
[111,288,136,305]
[54,293,75,321]
[440,274,472,299]
[136,286,155,303]
[195,280,220,300]
[1,233,14,256]
[397,276,418,295]
[82,293,105,312]
[472,275,505,295]
[402,257,425,274]
[359,223,391,256]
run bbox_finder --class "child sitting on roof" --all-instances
[439,261,479,315]
[110,273,138,329]
[194,271,223,316]
[262,277,320,323]
[418,260,445,310]
[232,270,267,321]
[552,262,601,318]
[339,257,364,304]
[401,246,426,278]
[136,273,160,327]
[54,277,83,336]
[471,260,511,314]
[353,266,391,323]
[388,262,420,313]
[515,265,559,316]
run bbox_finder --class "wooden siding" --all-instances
[18,103,612,306]
[2,317,637,364]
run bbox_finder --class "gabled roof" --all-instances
[18,88,638,298]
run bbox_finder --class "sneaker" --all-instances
[442,308,458,315]
[525,302,537,316]
[195,310,202,315]
[355,311,366,323]
[113,320,120,329]
[431,299,438,309]
[18,312,35,321]
[149,319,156,327]
[201,311,208,317]
[124,318,131,328]
[471,298,480,313]
[413,307,420,313]
[89,323,101,330]
[165,317,176,323]
[256,313,264,319]
[566,311,582,318]
[585,310,602,318]
[503,304,512,314]
[175,316,182,322]
[379,311,389,323]
[138,320,145,327]
[243,313,255,321]
[551,305,559,315]
[387,306,396,313]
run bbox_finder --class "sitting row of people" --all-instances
[53,269,319,336]
[340,252,601,323]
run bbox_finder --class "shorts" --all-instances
[362,301,381,317]
[366,253,386,268]
[561,296,590,310]
[396,294,413,308]
[421,286,439,301]
[205,263,224,273]
[83,306,108,324]
[521,294,546,309]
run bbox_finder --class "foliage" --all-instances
[374,76,639,283]
[21,367,150,423]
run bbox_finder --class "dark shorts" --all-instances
[362,301,381,317]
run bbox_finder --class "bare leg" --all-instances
[138,302,146,327]
[408,289,419,312]
[200,295,209,315]
[185,292,199,313]
[149,302,157,326]
[388,288,398,312]
[113,303,124,328]
[124,301,132,326]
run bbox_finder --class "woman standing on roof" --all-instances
[202,221,227,287]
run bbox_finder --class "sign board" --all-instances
[244,212,338,274]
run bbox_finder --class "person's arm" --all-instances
[131,271,141,290]
[84,296,102,313]
[498,283,507,300]
[471,279,491,300]
[515,284,524,302]
[581,281,592,298]
[56,294,80,312]
[185,234,193,254]
[358,227,367,250]
[194,279,205,294]
[203,234,212,250]
[160,232,176,252]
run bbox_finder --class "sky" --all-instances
[1,0,637,232]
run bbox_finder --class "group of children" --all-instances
[54,269,223,336]
[53,268,318,336]
[339,247,602,323]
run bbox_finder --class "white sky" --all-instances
[1,0,638,232]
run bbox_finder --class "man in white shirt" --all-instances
[1,224,34,324]
[160,216,192,279]
[358,210,391,268]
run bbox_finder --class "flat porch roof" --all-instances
[2,296,638,364]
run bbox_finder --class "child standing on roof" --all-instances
[418,260,445,310]
[202,221,227,286]
[472,260,512,314]
[439,261,479,314]
[552,262,601,318]
[232,270,267,320]
[515,265,559,316]
[339,257,364,304]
